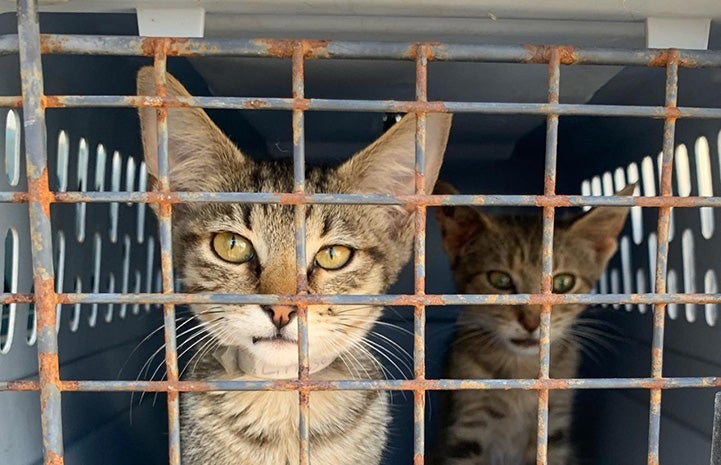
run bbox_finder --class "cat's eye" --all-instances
[552,273,576,293]
[487,271,514,291]
[315,245,353,270]
[212,232,255,264]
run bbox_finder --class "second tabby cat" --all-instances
[434,181,632,465]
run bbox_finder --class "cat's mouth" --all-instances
[252,334,297,345]
[510,338,539,348]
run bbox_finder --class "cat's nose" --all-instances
[518,311,541,333]
[261,305,297,330]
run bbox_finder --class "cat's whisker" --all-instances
[189,326,230,378]
[333,322,414,376]
[151,322,227,407]
[328,341,370,379]
[357,337,411,380]
[119,315,203,383]
[567,329,619,360]
[139,319,223,408]
[178,323,224,379]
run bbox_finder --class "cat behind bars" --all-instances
[433,181,632,465]
[136,67,452,465]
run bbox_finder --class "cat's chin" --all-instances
[504,338,540,356]
[213,344,337,379]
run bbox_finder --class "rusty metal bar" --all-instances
[7,191,721,208]
[152,39,182,465]
[413,43,429,465]
[16,0,65,463]
[291,41,311,465]
[647,49,679,465]
[4,377,721,392]
[536,47,561,465]
[0,34,717,67]
[16,95,721,119]
[5,291,721,306]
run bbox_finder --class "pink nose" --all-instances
[262,305,297,330]
[518,312,541,333]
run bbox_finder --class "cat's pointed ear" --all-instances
[434,181,494,260]
[569,182,636,263]
[137,66,247,191]
[338,113,452,200]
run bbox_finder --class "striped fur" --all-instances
[433,181,631,465]
[136,67,452,464]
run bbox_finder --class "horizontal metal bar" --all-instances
[2,377,721,392]
[5,192,721,208]
[2,292,721,306]
[0,34,718,67]
[0,96,22,107]
[32,96,721,119]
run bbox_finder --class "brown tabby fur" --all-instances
[433,181,632,465]
[137,67,452,465]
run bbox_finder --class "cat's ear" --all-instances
[137,66,247,191]
[338,113,452,199]
[434,181,494,260]
[568,182,636,263]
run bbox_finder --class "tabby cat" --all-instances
[136,67,452,465]
[434,181,632,465]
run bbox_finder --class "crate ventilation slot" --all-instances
[581,131,721,326]
[0,120,161,355]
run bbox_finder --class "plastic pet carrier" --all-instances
[1,2,720,464]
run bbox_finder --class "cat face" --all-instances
[436,181,631,357]
[137,67,452,376]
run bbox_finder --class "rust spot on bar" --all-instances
[41,95,63,109]
[46,451,64,465]
[534,195,571,207]
[525,45,577,64]
[258,38,331,59]
[528,294,564,305]
[61,380,79,391]
[649,50,671,67]
[140,37,157,56]
[12,191,29,202]
[302,39,330,59]
[35,278,57,326]
[664,106,681,120]
[279,192,305,204]
[5,380,40,390]
[556,45,577,65]
[39,34,68,54]
[248,99,270,109]
[38,352,61,389]
[257,38,294,58]
[28,169,54,217]
[167,38,219,57]
[292,98,311,111]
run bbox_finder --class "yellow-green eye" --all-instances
[487,271,514,291]
[553,273,576,293]
[212,232,255,264]
[315,245,353,270]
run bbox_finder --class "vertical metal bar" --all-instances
[17,0,65,463]
[413,43,429,465]
[536,48,561,465]
[292,41,311,465]
[153,39,181,465]
[648,49,679,465]
[711,392,721,465]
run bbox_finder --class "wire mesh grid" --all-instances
[2,0,721,464]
